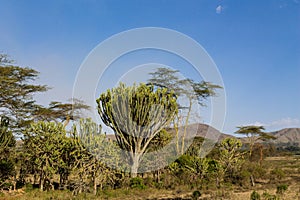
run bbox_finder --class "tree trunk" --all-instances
[13,165,18,191]
[59,173,63,190]
[79,173,83,194]
[259,146,263,166]
[13,174,16,191]
[130,154,140,178]
[156,170,160,183]
[181,101,192,154]
[250,175,255,187]
[174,115,180,156]
[216,177,220,188]
[39,171,44,191]
[33,173,37,185]
[93,177,97,196]
[50,180,54,191]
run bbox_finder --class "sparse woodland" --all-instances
[1,54,300,200]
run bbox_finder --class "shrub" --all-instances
[154,181,164,189]
[250,190,261,200]
[270,168,285,182]
[130,177,146,189]
[276,184,288,195]
[25,183,34,192]
[262,191,279,200]
[192,190,201,199]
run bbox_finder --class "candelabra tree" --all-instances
[97,83,178,177]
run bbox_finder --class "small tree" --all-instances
[72,118,120,194]
[97,83,177,177]
[235,126,275,162]
[217,138,244,187]
[148,67,221,155]
[23,121,67,191]
[235,126,263,156]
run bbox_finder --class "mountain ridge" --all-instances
[105,123,300,146]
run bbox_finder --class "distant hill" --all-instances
[176,123,233,142]
[105,124,300,147]
[106,123,232,142]
[270,128,300,146]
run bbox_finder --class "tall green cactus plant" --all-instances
[72,118,121,194]
[23,121,66,191]
[97,83,178,177]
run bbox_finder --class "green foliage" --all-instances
[217,138,245,181]
[0,159,14,185]
[235,126,275,157]
[270,168,285,182]
[148,67,221,155]
[0,54,89,132]
[192,190,201,199]
[237,161,268,187]
[74,118,120,167]
[262,191,280,200]
[0,115,16,188]
[185,137,205,156]
[24,183,34,192]
[33,99,90,126]
[130,177,146,189]
[97,82,178,176]
[148,67,221,106]
[71,118,121,194]
[23,121,67,190]
[0,116,15,151]
[276,184,288,195]
[250,190,261,200]
[148,129,172,151]
[0,58,48,131]
[1,55,299,198]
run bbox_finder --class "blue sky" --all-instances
[0,0,299,134]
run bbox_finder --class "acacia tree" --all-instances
[0,54,89,131]
[33,99,90,127]
[235,125,275,158]
[148,67,221,155]
[0,54,48,131]
[97,83,177,177]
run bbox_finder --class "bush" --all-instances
[25,183,34,192]
[0,159,14,184]
[270,168,285,182]
[129,177,146,189]
[192,190,201,199]
[154,181,164,189]
[276,184,288,195]
[237,161,267,187]
[262,191,279,200]
[250,190,260,200]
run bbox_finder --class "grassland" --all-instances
[1,155,299,200]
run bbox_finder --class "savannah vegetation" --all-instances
[0,54,299,200]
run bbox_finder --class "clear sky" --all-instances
[0,0,299,134]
